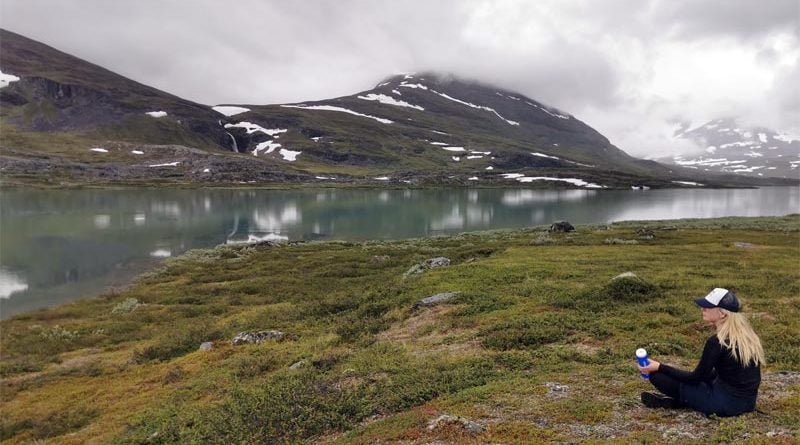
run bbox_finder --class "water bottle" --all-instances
[636,348,650,379]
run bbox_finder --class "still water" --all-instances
[1,186,797,318]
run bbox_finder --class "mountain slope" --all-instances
[1,29,796,188]
[660,118,800,179]
[0,29,231,150]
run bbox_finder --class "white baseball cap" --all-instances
[694,288,740,312]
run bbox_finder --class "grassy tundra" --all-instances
[1,215,798,444]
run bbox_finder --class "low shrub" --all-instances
[131,325,221,364]
[481,313,574,350]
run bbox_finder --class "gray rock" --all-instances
[370,255,390,264]
[545,381,569,398]
[549,221,575,232]
[198,341,214,351]
[403,263,426,277]
[232,330,285,345]
[403,257,451,278]
[636,228,655,239]
[289,360,306,370]
[426,414,485,434]
[424,257,451,268]
[413,292,461,309]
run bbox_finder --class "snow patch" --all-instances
[731,166,765,173]
[673,158,746,167]
[485,166,494,170]
[758,133,768,143]
[506,175,604,188]
[430,142,448,146]
[150,249,172,258]
[225,122,288,136]
[228,233,289,244]
[672,181,704,186]
[719,141,755,149]
[149,162,180,167]
[374,176,390,181]
[706,146,717,154]
[253,140,281,156]
[213,106,251,116]
[90,148,108,153]
[145,111,167,118]
[131,150,144,155]
[466,155,483,160]
[468,176,479,181]
[281,105,393,124]
[452,156,460,161]
[392,89,402,95]
[442,146,466,152]
[279,149,301,161]
[203,168,210,173]
[0,70,20,89]
[357,93,424,110]
[398,83,428,90]
[774,132,800,143]
[531,152,560,160]
[432,90,519,126]
[525,101,570,119]
[0,269,27,298]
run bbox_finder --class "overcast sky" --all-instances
[1,0,798,158]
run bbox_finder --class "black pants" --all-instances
[650,372,680,399]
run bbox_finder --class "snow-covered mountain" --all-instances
[1,29,797,188]
[663,119,800,179]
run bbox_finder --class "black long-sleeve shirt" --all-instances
[658,335,761,398]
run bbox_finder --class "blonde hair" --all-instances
[716,309,765,367]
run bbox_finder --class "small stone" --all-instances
[426,414,485,434]
[612,272,638,281]
[370,255,390,264]
[545,381,569,398]
[289,360,306,370]
[734,242,754,248]
[198,341,213,351]
[403,263,426,277]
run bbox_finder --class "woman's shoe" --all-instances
[641,391,681,409]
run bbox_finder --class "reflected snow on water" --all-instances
[1,186,797,318]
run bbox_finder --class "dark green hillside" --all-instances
[0,29,229,150]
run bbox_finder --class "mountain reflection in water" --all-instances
[0,186,797,318]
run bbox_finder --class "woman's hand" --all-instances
[639,359,661,374]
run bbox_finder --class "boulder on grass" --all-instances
[232,330,286,345]
[549,221,575,233]
[412,292,461,309]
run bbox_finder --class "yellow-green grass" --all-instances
[1,216,798,444]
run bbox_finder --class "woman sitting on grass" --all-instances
[638,288,764,417]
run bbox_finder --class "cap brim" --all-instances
[694,298,716,308]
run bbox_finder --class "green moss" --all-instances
[0,216,798,443]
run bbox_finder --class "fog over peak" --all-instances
[2,0,797,157]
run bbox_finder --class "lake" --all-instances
[1,186,798,318]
